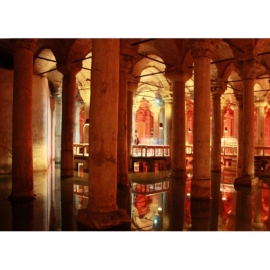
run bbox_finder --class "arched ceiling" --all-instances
[2,38,270,105]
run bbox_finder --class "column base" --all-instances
[167,170,187,180]
[191,177,211,199]
[8,191,37,202]
[77,208,131,231]
[252,222,264,231]
[234,175,258,187]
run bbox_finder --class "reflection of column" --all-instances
[211,82,223,173]
[77,39,130,230]
[255,99,267,155]
[9,39,37,202]
[235,57,259,186]
[252,180,264,230]
[58,62,82,177]
[190,39,219,199]
[210,172,221,230]
[235,186,253,231]
[169,179,186,230]
[235,92,243,177]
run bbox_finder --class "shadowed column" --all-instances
[9,39,37,202]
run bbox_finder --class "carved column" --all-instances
[190,39,219,199]
[77,39,130,230]
[9,39,37,202]
[117,53,133,186]
[57,62,82,177]
[255,98,267,155]
[235,57,260,186]
[211,80,224,173]
[165,70,191,179]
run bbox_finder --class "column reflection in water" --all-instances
[117,186,131,219]
[234,185,254,231]
[61,177,76,231]
[169,178,186,231]
[190,197,211,231]
[210,172,221,231]
[252,179,264,231]
[11,201,34,231]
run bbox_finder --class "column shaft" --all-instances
[171,81,187,178]
[61,73,77,177]
[117,68,128,186]
[192,56,211,198]
[9,39,37,201]
[88,39,119,213]
[211,91,222,172]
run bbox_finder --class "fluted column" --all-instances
[117,54,133,186]
[77,39,130,230]
[235,56,260,186]
[165,71,191,179]
[211,80,224,173]
[58,62,82,177]
[9,39,37,202]
[190,39,219,199]
[255,98,267,155]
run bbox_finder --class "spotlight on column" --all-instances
[159,123,163,129]
[224,127,228,132]
[188,128,192,133]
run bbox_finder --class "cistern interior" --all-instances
[1,38,270,231]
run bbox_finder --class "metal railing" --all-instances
[131,145,170,157]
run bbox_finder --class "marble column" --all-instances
[190,39,219,199]
[165,71,190,179]
[58,63,81,178]
[77,39,130,230]
[128,81,137,170]
[211,81,224,173]
[255,99,267,155]
[235,57,260,186]
[117,54,133,186]
[9,39,37,202]
[235,92,244,177]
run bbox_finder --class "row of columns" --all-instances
[9,38,263,230]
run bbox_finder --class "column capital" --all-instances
[211,79,226,97]
[120,54,134,73]
[57,60,82,76]
[128,80,138,93]
[12,39,38,51]
[235,56,261,79]
[165,66,192,83]
[254,97,268,107]
[189,39,220,59]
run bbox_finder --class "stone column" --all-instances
[74,100,81,144]
[235,57,260,186]
[255,99,267,155]
[190,39,219,199]
[117,52,134,186]
[128,81,137,170]
[235,92,244,177]
[163,94,173,146]
[77,39,130,230]
[9,39,37,202]
[54,91,62,163]
[165,71,191,179]
[211,81,224,173]
[57,62,81,177]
